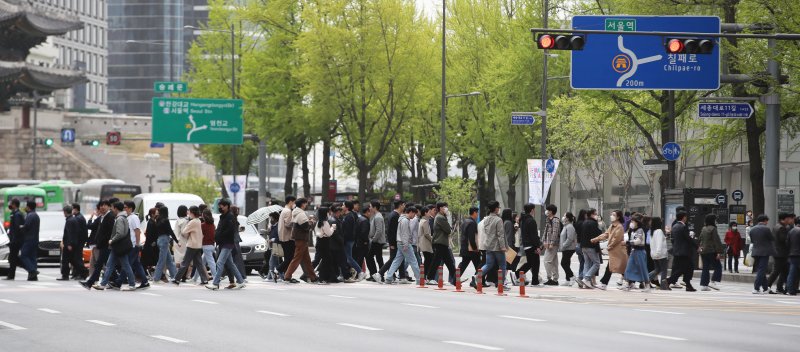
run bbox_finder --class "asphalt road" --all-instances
[0,264,798,352]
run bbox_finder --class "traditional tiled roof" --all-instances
[0,0,83,60]
[0,61,86,102]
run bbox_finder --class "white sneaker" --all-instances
[700,286,711,291]
[575,278,586,288]
[371,273,382,282]
[752,289,761,294]
[582,278,595,289]
[560,280,572,286]
[616,279,624,286]
[670,283,683,289]
[426,280,437,285]
[233,283,245,290]
[596,283,607,290]
[357,272,367,281]
[121,286,136,291]
[708,282,720,290]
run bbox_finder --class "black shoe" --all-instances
[79,281,91,290]
[136,282,150,290]
[108,282,121,290]
[3,277,14,281]
[685,283,696,292]
[56,276,70,281]
[287,278,300,284]
[171,280,180,286]
[469,276,477,289]
[544,280,558,286]
[27,275,38,281]
[660,280,671,291]
[768,290,777,295]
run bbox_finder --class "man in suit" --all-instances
[71,203,89,279]
[19,201,40,281]
[458,207,480,280]
[59,205,85,280]
[667,212,698,292]
[4,199,26,280]
[80,200,115,289]
[749,214,776,294]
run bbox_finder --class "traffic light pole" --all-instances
[31,97,37,179]
[540,0,548,232]
[764,38,780,224]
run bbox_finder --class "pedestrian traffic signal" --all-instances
[44,138,53,147]
[536,34,585,50]
[665,38,714,54]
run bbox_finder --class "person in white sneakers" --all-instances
[383,207,420,284]
[559,212,577,286]
[699,214,725,291]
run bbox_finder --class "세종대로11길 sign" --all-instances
[151,98,243,145]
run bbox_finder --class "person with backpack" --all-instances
[96,202,136,291]
[542,204,562,286]
[698,214,725,291]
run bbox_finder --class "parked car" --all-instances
[37,211,66,263]
[213,214,267,275]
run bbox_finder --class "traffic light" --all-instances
[536,34,585,50]
[665,38,714,54]
[81,139,100,147]
[44,138,53,147]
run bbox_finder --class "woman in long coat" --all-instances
[591,210,628,290]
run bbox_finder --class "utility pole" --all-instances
[540,0,548,231]
[764,38,780,224]
[439,0,447,181]
[231,23,237,203]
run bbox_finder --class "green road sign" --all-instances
[605,18,636,32]
[154,81,189,93]
[151,98,243,145]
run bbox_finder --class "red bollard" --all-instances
[417,264,427,288]
[518,271,529,298]
[496,269,506,296]
[475,269,485,294]
[454,267,464,292]
[435,265,446,290]
[362,259,367,273]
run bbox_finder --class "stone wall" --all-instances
[0,129,111,182]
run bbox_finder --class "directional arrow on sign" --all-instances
[698,102,754,119]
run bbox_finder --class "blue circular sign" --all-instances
[230,182,241,193]
[662,142,681,161]
[732,190,744,202]
[545,158,555,173]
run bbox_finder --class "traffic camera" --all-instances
[665,38,714,54]
[536,34,585,50]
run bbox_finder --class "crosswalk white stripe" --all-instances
[770,323,800,328]
[37,308,60,314]
[257,310,290,317]
[86,320,116,326]
[402,303,439,309]
[620,331,687,341]
[635,309,686,315]
[442,341,503,350]
[336,323,382,331]
[152,335,187,343]
[0,321,26,330]
[0,299,18,304]
[498,315,546,322]
[191,299,218,305]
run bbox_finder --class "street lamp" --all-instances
[184,24,238,199]
[126,39,176,190]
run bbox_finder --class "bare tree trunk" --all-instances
[357,163,368,202]
[507,172,518,211]
[322,138,331,201]
[301,144,311,198]
[395,163,404,196]
[284,151,295,197]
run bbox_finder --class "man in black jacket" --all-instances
[353,206,371,280]
[59,205,86,280]
[768,213,795,294]
[70,203,88,279]
[459,207,481,280]
[786,218,800,295]
[4,199,26,280]
[515,203,543,286]
[341,201,362,280]
[380,200,407,281]
[667,212,698,291]
[207,199,245,290]
[579,209,603,288]
[81,200,114,289]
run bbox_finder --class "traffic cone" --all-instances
[475,269,485,294]
[454,267,464,292]
[435,265,446,290]
[518,271,529,298]
[496,269,506,296]
[417,264,427,288]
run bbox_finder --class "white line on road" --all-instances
[191,299,218,305]
[402,303,439,309]
[498,315,546,322]
[0,299,18,304]
[635,309,686,315]
[620,331,686,341]
[86,320,116,326]
[769,323,800,328]
[260,287,288,291]
[777,301,800,305]
[152,335,187,344]
[328,295,356,299]
[139,292,161,297]
[20,285,45,289]
[37,308,60,314]
[442,341,503,351]
[336,323,383,331]
[257,310,290,317]
[0,321,26,330]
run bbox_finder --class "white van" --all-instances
[132,193,205,222]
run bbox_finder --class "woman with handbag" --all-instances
[314,207,338,283]
[724,222,742,273]
[591,210,628,290]
[622,215,649,292]
[265,212,282,282]
[173,206,209,285]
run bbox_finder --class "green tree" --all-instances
[168,170,219,204]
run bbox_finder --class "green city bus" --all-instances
[34,180,77,211]
[0,186,47,227]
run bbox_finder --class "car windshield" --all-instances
[38,212,65,234]
[143,199,203,220]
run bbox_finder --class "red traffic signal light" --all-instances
[665,38,714,54]
[536,34,585,51]
[106,131,121,145]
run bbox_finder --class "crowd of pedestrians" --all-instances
[4,194,800,296]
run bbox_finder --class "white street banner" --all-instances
[527,159,560,205]
[222,175,247,209]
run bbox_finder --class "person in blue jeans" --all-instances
[341,201,363,281]
[114,201,149,289]
[749,215,776,294]
[383,207,420,284]
[97,202,136,291]
[206,199,245,290]
[151,206,179,283]
[477,201,508,288]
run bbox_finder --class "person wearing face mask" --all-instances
[724,222,742,273]
[622,215,650,292]
[698,214,725,291]
[591,210,627,290]
[579,209,603,288]
[542,204,561,286]
[432,202,456,285]
[474,201,507,289]
[558,212,577,286]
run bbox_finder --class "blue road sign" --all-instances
[545,158,555,173]
[230,182,241,194]
[511,113,535,125]
[149,142,165,148]
[61,128,75,143]
[662,142,681,161]
[698,103,753,119]
[571,16,720,90]
[732,190,744,202]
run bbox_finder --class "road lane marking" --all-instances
[777,301,800,305]
[20,285,45,289]
[0,299,18,304]
[257,310,290,317]
[152,335,187,343]
[29,282,60,286]
[442,341,503,351]
[328,295,356,299]
[191,299,218,305]
[86,320,115,326]
[635,309,686,315]
[139,292,161,297]
[0,321,26,330]
[770,323,800,328]
[402,303,439,309]
[620,331,686,341]
[498,315,546,322]
[260,287,288,291]
[336,323,382,331]
[37,308,60,314]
